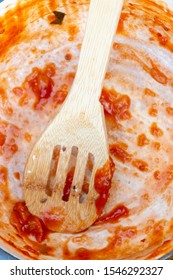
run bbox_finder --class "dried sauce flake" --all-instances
[51,11,66,25]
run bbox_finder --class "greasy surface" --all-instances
[0,0,173,259]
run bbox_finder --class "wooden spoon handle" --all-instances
[73,0,124,99]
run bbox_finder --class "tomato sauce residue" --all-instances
[14,172,20,180]
[62,167,75,202]
[144,88,157,97]
[153,166,173,188]
[24,132,32,143]
[94,159,115,215]
[22,63,55,110]
[10,202,48,243]
[137,134,149,147]
[100,88,131,121]
[132,159,149,172]
[94,205,129,225]
[148,103,158,117]
[52,87,67,106]
[0,165,8,187]
[63,226,137,260]
[166,107,173,116]
[0,87,7,104]
[0,121,19,160]
[150,122,163,137]
[152,141,161,151]
[0,131,6,146]
[110,143,132,163]
[149,27,173,53]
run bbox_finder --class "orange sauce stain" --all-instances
[144,88,157,97]
[100,88,131,121]
[150,122,163,137]
[153,166,173,189]
[117,12,130,34]
[132,159,149,172]
[166,107,173,116]
[53,88,67,106]
[63,226,137,260]
[24,132,32,143]
[0,165,8,186]
[110,143,132,163]
[68,24,79,41]
[14,172,20,180]
[149,62,168,85]
[0,87,7,104]
[154,170,161,180]
[23,66,54,110]
[149,27,173,52]
[0,165,9,200]
[152,141,161,150]
[0,122,20,160]
[148,103,158,117]
[0,131,6,146]
[66,72,76,86]
[137,134,150,146]
[65,53,72,61]
[0,0,63,58]
[13,87,24,97]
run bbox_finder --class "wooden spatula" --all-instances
[23,0,124,233]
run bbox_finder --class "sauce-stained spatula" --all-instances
[23,0,124,233]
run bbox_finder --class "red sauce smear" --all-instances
[94,158,115,215]
[110,143,132,163]
[94,205,129,225]
[150,122,163,137]
[100,88,131,121]
[10,202,48,243]
[137,134,150,147]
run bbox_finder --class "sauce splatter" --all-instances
[132,159,149,172]
[148,103,158,117]
[150,122,163,137]
[14,172,20,180]
[23,64,55,110]
[137,134,150,146]
[166,107,173,116]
